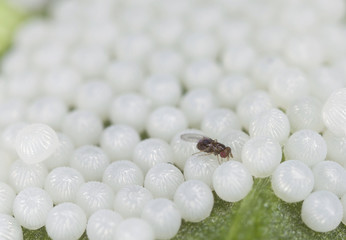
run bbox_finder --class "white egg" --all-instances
[44,132,74,170]
[70,145,110,181]
[183,59,221,90]
[284,129,327,167]
[114,185,153,218]
[8,160,48,193]
[222,43,256,73]
[184,155,219,189]
[100,124,140,161]
[181,32,218,60]
[115,218,154,240]
[0,214,23,240]
[109,93,151,133]
[170,129,206,170]
[15,123,59,164]
[0,182,16,214]
[323,130,346,166]
[249,108,290,145]
[219,129,250,162]
[87,209,123,240]
[174,180,214,222]
[62,110,103,147]
[75,181,114,218]
[322,88,346,136]
[301,191,343,232]
[146,106,187,142]
[180,89,218,128]
[0,150,13,182]
[141,74,182,107]
[141,198,181,240]
[46,202,87,240]
[133,138,174,173]
[212,160,253,202]
[201,108,241,139]
[242,136,282,178]
[44,167,85,204]
[286,96,325,133]
[0,99,27,130]
[151,17,183,47]
[313,161,346,197]
[271,160,314,203]
[144,163,184,199]
[148,49,184,76]
[103,160,144,192]
[13,187,53,230]
[6,72,40,101]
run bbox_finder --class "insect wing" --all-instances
[180,133,206,143]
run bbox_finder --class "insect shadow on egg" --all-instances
[180,133,233,164]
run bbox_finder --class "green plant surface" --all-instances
[0,0,25,54]
[22,177,346,240]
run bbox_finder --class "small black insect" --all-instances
[181,133,233,162]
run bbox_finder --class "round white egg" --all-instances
[0,182,16,214]
[115,218,154,240]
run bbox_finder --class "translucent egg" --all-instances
[144,163,184,199]
[183,59,221,90]
[46,202,87,240]
[0,214,23,240]
[106,61,143,93]
[174,180,214,222]
[301,191,343,232]
[148,49,184,76]
[222,43,256,73]
[100,125,140,161]
[69,44,109,78]
[87,209,123,240]
[114,185,153,218]
[201,108,241,139]
[103,160,144,192]
[216,75,254,109]
[170,129,205,170]
[219,129,250,162]
[0,182,15,214]
[133,138,174,173]
[241,136,282,178]
[313,161,346,197]
[284,130,327,167]
[322,88,346,136]
[0,99,27,130]
[180,89,218,128]
[323,130,346,166]
[146,106,187,142]
[269,68,309,110]
[75,81,113,120]
[71,145,110,181]
[62,110,103,147]
[141,198,181,240]
[44,133,74,170]
[212,161,253,202]
[141,74,182,107]
[8,160,48,193]
[0,122,27,158]
[271,160,314,203]
[75,181,114,217]
[286,96,325,133]
[236,90,273,130]
[15,123,59,164]
[115,218,154,240]
[184,155,219,189]
[249,108,290,145]
[181,32,218,60]
[13,187,53,230]
[44,167,85,204]
[26,97,68,131]
[43,67,82,106]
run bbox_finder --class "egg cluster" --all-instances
[1,0,346,239]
